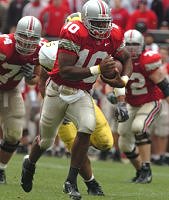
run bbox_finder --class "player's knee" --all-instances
[91,131,113,151]
[131,121,143,133]
[79,123,96,134]
[124,147,139,160]
[0,140,20,153]
[135,132,151,146]
[5,119,24,141]
[95,140,113,151]
[5,128,22,143]
[58,123,76,151]
[103,139,113,150]
[14,108,25,117]
[77,113,96,134]
[118,136,135,152]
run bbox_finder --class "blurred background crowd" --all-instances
[0,0,169,166]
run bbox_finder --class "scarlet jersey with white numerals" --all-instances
[0,33,47,90]
[49,21,124,91]
[126,50,164,106]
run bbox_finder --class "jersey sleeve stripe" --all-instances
[145,60,162,71]
[58,39,80,54]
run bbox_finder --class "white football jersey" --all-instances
[39,40,59,71]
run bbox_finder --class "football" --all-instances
[102,59,123,79]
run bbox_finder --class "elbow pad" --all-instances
[157,78,169,97]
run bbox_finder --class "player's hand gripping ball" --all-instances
[102,59,123,79]
[100,59,125,88]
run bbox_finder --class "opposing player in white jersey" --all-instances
[0,16,46,184]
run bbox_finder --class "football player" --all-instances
[38,39,113,196]
[117,30,169,184]
[150,47,169,165]
[0,16,47,184]
[38,11,128,196]
[21,1,133,199]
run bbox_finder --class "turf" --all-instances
[0,154,169,200]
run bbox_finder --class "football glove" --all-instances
[20,63,35,80]
[107,92,117,104]
[115,102,129,122]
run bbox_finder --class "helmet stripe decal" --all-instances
[97,0,106,15]
[27,16,34,31]
[129,30,133,42]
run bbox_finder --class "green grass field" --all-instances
[0,154,169,200]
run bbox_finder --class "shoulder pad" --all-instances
[142,50,162,71]
[110,24,124,41]
[39,41,59,69]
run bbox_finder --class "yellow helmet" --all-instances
[65,12,82,23]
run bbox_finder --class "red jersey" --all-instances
[0,33,47,90]
[126,9,158,30]
[49,22,125,91]
[126,50,164,106]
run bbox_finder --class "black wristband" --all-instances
[157,78,169,97]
